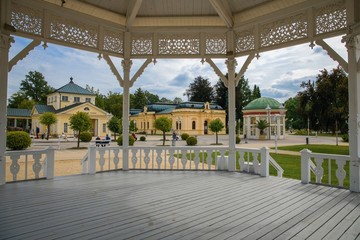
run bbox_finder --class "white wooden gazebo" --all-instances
[0,0,359,192]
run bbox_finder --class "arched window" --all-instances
[84,107,90,111]
[192,121,196,130]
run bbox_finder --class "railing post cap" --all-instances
[300,148,312,153]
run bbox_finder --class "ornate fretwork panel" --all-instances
[205,33,227,55]
[235,29,255,53]
[103,29,123,54]
[131,34,153,55]
[158,34,200,55]
[260,14,307,48]
[10,3,42,36]
[315,0,347,35]
[50,16,98,48]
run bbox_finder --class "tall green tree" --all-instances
[69,112,92,148]
[107,116,122,140]
[39,112,57,140]
[19,71,54,104]
[144,90,160,104]
[209,118,225,145]
[104,92,123,118]
[131,88,148,109]
[184,76,214,102]
[284,97,304,130]
[251,85,261,100]
[154,117,172,146]
[214,75,253,131]
[297,66,348,133]
[8,92,33,109]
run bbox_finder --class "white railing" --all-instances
[83,145,276,178]
[301,149,350,188]
[5,147,55,182]
[236,147,270,177]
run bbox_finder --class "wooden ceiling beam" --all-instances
[209,0,233,28]
[126,0,143,29]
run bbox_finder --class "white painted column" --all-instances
[346,0,360,192]
[226,58,236,171]
[122,59,132,171]
[0,33,12,185]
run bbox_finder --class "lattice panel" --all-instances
[315,1,346,35]
[50,16,98,48]
[103,29,123,54]
[10,3,42,35]
[158,34,200,55]
[235,30,255,53]
[132,34,153,55]
[205,33,227,54]
[260,14,307,48]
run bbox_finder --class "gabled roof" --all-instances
[56,103,85,113]
[147,103,177,113]
[34,105,56,114]
[54,77,95,96]
[7,108,31,117]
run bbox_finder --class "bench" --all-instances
[95,140,110,147]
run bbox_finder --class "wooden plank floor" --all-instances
[0,171,360,240]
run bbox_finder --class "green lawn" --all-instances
[276,144,349,155]
[269,153,350,188]
[176,146,350,188]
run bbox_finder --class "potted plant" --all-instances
[256,119,269,140]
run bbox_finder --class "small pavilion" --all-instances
[242,97,286,140]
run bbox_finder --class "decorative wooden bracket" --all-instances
[130,58,152,87]
[316,39,348,72]
[235,53,255,86]
[103,55,152,88]
[206,58,228,87]
[103,54,124,86]
[8,40,41,72]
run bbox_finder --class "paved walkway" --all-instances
[29,133,348,159]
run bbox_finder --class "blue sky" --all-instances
[8,36,346,103]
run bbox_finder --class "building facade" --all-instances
[242,97,286,140]
[30,78,112,138]
[130,102,226,136]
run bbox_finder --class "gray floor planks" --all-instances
[0,171,359,240]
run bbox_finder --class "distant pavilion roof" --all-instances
[243,97,281,110]
[7,108,31,117]
[54,77,95,96]
[34,105,56,114]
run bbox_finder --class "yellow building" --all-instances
[130,102,226,136]
[31,78,112,138]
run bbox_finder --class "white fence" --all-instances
[5,147,55,182]
[301,149,350,188]
[81,145,281,177]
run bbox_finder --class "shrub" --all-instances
[79,132,92,142]
[342,134,349,142]
[181,133,190,140]
[7,126,24,132]
[236,136,241,144]
[186,136,197,146]
[294,129,308,135]
[7,131,31,150]
[139,136,146,141]
[117,135,135,146]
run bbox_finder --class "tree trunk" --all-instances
[114,133,117,141]
[77,130,81,148]
[216,132,218,144]
[46,125,50,140]
[163,131,166,146]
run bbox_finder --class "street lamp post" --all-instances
[265,105,271,140]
